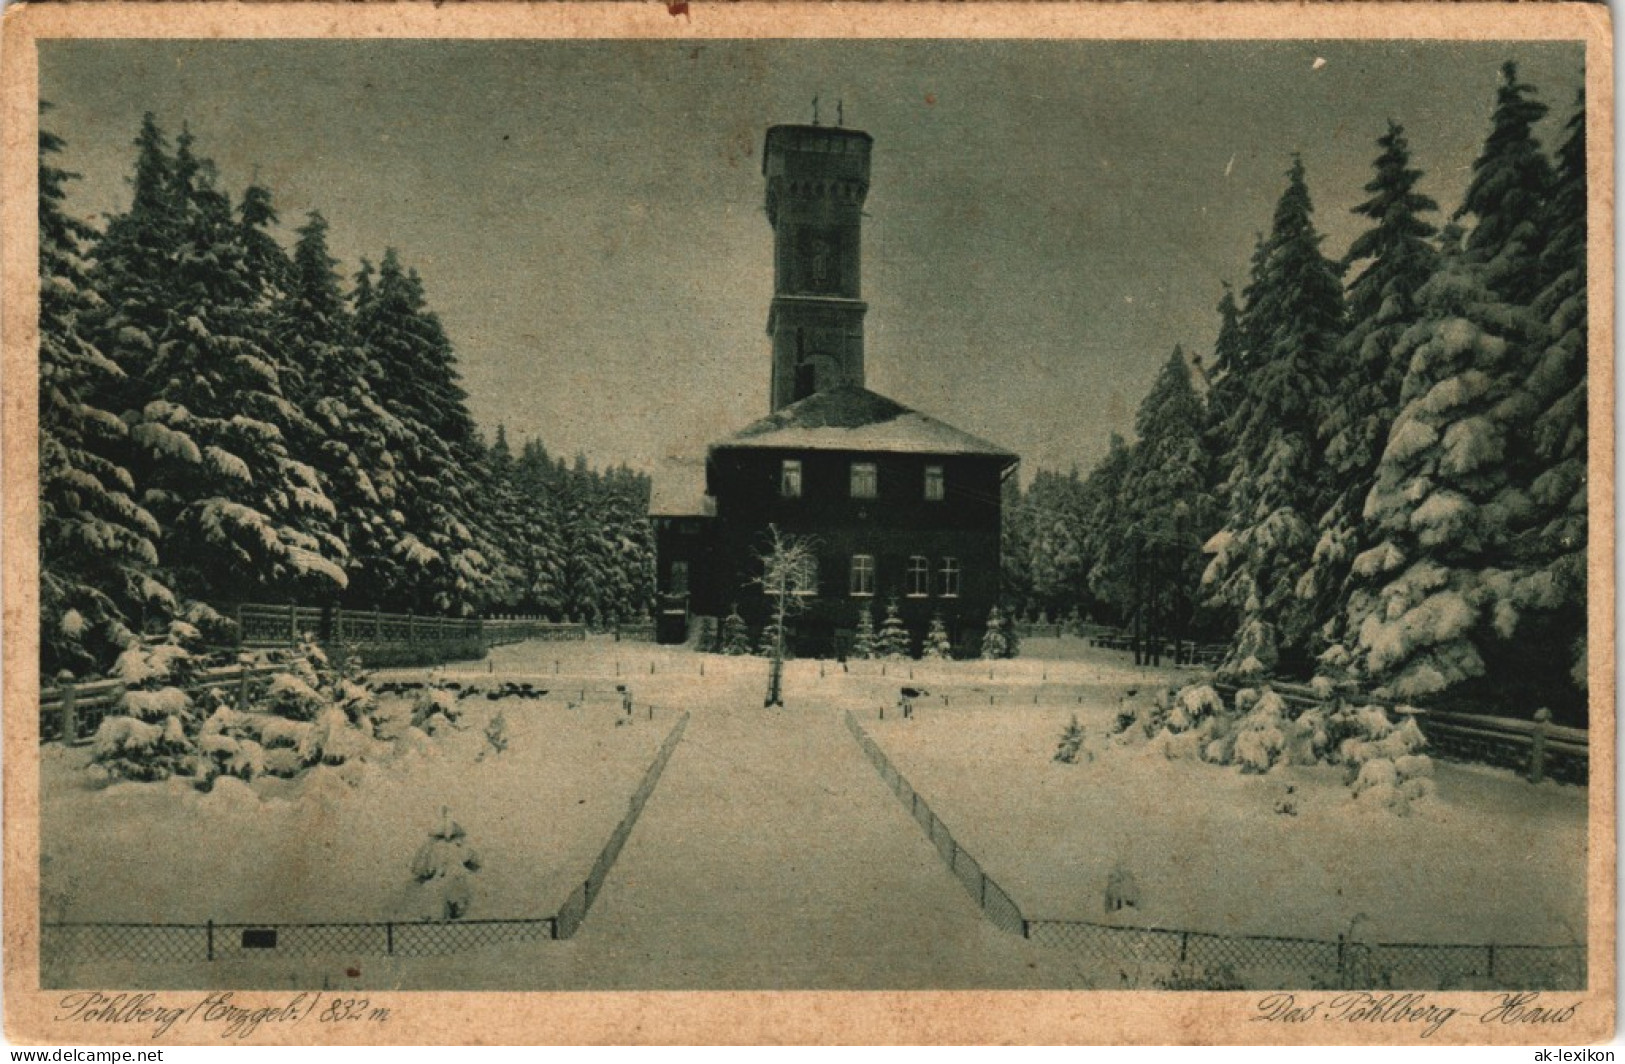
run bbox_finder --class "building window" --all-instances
[939,557,961,598]
[669,560,690,596]
[850,461,878,499]
[924,465,945,502]
[781,459,803,498]
[794,556,819,596]
[906,556,931,597]
[850,554,875,596]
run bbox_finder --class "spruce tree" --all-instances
[1120,348,1216,655]
[719,605,752,655]
[1203,157,1345,678]
[38,114,171,675]
[980,605,1009,659]
[353,248,496,613]
[876,599,911,659]
[1304,122,1440,650]
[1520,90,1588,696]
[850,601,878,659]
[1079,433,1135,623]
[98,121,345,611]
[1333,69,1584,719]
[1020,468,1093,619]
[923,614,954,660]
[277,211,402,608]
[1457,62,1555,306]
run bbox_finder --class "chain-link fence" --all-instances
[42,918,556,967]
[555,711,690,939]
[845,711,1030,938]
[847,711,1586,992]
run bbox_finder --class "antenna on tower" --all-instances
[812,95,820,126]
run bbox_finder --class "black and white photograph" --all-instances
[4,2,1613,1045]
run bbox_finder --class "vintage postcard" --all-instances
[0,1,1614,1046]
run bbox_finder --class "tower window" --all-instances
[906,556,931,598]
[924,465,945,502]
[850,462,878,499]
[939,557,961,598]
[850,554,875,596]
[780,459,803,498]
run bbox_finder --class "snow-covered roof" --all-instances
[712,384,1018,462]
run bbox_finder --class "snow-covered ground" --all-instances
[42,695,674,927]
[865,700,1587,947]
[39,636,1586,989]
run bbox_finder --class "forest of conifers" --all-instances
[40,111,655,679]
[1001,64,1588,722]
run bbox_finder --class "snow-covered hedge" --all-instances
[1113,681,1435,813]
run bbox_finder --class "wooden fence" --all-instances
[235,604,584,649]
[1213,681,1588,786]
[40,663,285,746]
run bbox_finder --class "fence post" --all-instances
[235,603,244,645]
[1336,934,1346,988]
[387,922,395,956]
[375,607,383,641]
[288,602,298,644]
[1530,708,1551,783]
[1487,943,1496,982]
[237,668,250,714]
[207,920,215,962]
[60,683,78,744]
[407,612,416,644]
[1179,930,1189,963]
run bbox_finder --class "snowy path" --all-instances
[553,703,1069,989]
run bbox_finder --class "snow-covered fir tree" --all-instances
[1457,62,1555,306]
[275,211,406,609]
[1522,90,1589,695]
[980,605,1009,659]
[719,605,752,655]
[850,601,878,659]
[1328,73,1561,707]
[1301,122,1440,650]
[876,599,911,659]
[1203,156,1345,679]
[923,614,954,659]
[38,113,170,676]
[353,248,501,614]
[1119,348,1217,651]
[94,120,346,613]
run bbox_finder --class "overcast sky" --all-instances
[41,39,1583,485]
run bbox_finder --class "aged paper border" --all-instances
[0,2,1614,1045]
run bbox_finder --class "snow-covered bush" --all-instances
[411,807,482,920]
[479,711,510,761]
[411,678,463,737]
[1054,715,1088,764]
[1144,682,1435,813]
[89,634,207,783]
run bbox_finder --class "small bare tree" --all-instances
[754,525,818,707]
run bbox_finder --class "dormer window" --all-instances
[850,462,878,499]
[781,459,803,498]
[924,465,945,502]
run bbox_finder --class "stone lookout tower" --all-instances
[762,123,874,413]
